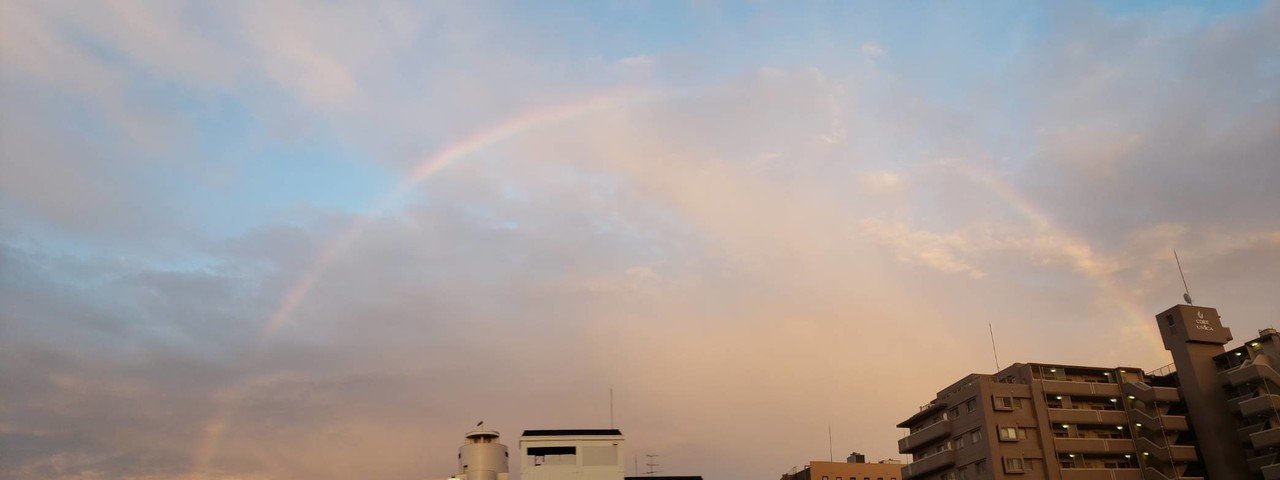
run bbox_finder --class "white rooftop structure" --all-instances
[456,429,509,480]
[519,429,625,480]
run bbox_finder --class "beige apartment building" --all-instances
[784,457,905,480]
[895,303,1280,480]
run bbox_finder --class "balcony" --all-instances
[1254,426,1280,450]
[897,401,947,428]
[1042,380,1122,397]
[1136,438,1197,462]
[1121,381,1180,403]
[1127,409,1189,432]
[1141,468,1204,480]
[1264,462,1280,480]
[1048,408,1128,425]
[898,419,950,453]
[1240,422,1267,443]
[1223,361,1280,387]
[1053,437,1136,454]
[1060,469,1142,480]
[902,450,954,480]
[1249,452,1278,473]
[1240,394,1280,418]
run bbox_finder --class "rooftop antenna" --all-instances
[609,387,614,429]
[644,454,661,476]
[1174,249,1193,305]
[988,322,1001,372]
[827,424,834,462]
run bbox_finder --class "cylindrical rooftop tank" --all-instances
[459,430,509,480]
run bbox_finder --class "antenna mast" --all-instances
[827,424,833,461]
[1174,249,1193,305]
[644,454,661,476]
[609,387,614,429]
[988,322,1001,371]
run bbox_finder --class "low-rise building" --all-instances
[783,455,904,480]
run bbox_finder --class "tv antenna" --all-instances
[1174,249,1193,305]
[988,322,1001,371]
[644,454,661,476]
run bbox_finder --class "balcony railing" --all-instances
[898,419,950,453]
[1241,394,1280,418]
[1059,469,1142,480]
[902,450,955,480]
[1042,379,1123,397]
[1047,408,1129,425]
[1121,381,1180,403]
[1254,426,1280,450]
[1136,437,1197,462]
[1222,361,1280,388]
[1127,409,1189,432]
[1052,437,1136,454]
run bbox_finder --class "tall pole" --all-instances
[988,322,1001,371]
[828,424,833,462]
[1174,249,1193,304]
[610,387,614,429]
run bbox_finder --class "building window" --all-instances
[975,460,986,474]
[998,427,1020,441]
[964,399,977,412]
[993,396,1016,411]
[1003,457,1026,473]
[969,430,982,444]
[948,407,959,419]
[954,435,965,448]
[527,446,577,466]
[957,467,968,480]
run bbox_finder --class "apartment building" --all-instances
[1215,327,1280,478]
[896,302,1279,480]
[1155,304,1280,479]
[897,362,1199,480]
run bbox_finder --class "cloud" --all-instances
[3,3,1280,480]
[859,41,886,57]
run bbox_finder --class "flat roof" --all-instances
[522,429,622,437]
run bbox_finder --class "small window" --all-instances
[998,427,1020,441]
[822,476,828,480]
[993,396,1015,411]
[1004,457,1026,473]
[948,407,959,419]
[970,430,982,443]
[954,435,965,448]
[957,467,968,480]
[964,399,977,412]
[975,460,986,474]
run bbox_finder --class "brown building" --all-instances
[1158,305,1280,479]
[895,303,1279,480]
[784,457,905,480]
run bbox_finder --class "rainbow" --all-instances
[190,88,657,473]
[949,160,1166,357]
[257,88,655,343]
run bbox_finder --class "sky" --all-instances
[1,1,1278,479]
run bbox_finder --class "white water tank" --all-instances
[459,430,509,480]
